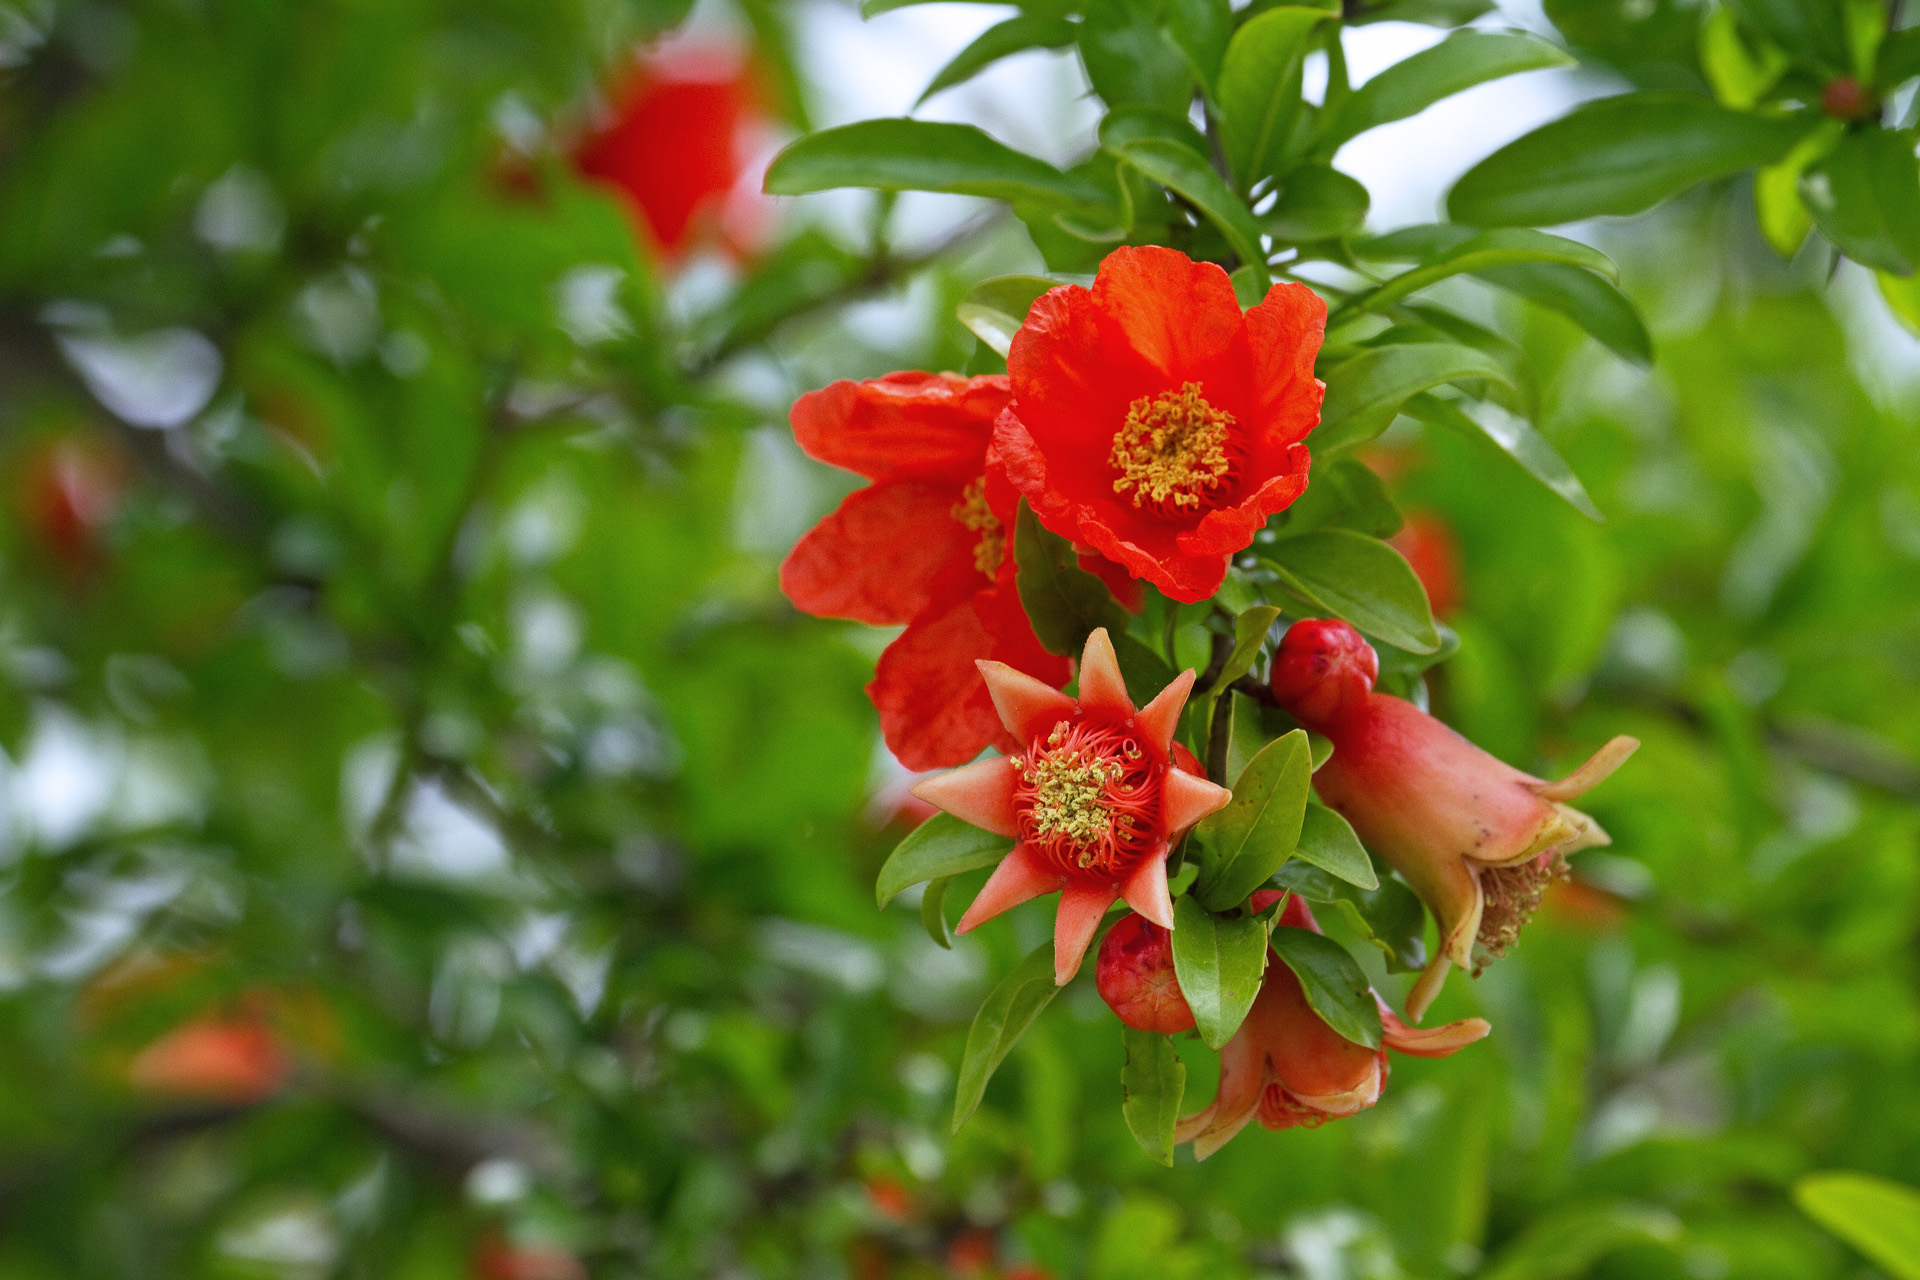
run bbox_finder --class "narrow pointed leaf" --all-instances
[1269,924,1382,1049]
[1349,228,1618,314]
[953,940,1063,1132]
[766,119,1111,210]
[877,812,1012,909]
[1272,858,1427,973]
[917,15,1078,106]
[1120,1027,1187,1166]
[1313,342,1511,455]
[1171,895,1269,1048]
[1800,127,1920,276]
[922,875,956,948]
[1404,393,1603,521]
[1115,138,1270,285]
[1194,729,1312,910]
[1218,7,1333,189]
[1476,261,1652,366]
[1292,801,1377,888]
[1324,30,1573,147]
[1794,1171,1920,1280]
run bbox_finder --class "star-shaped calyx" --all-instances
[910,628,1232,985]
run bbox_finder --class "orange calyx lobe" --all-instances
[1013,717,1161,878]
[949,476,1005,579]
[1109,382,1239,516]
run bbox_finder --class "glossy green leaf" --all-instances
[1114,138,1270,285]
[1273,857,1428,972]
[1120,1027,1186,1167]
[1261,528,1441,654]
[1350,228,1618,314]
[1323,30,1573,148]
[1801,127,1920,276]
[765,119,1111,210]
[1206,605,1280,699]
[1278,454,1404,539]
[1217,6,1334,189]
[1292,801,1377,888]
[1269,923,1382,1049]
[917,14,1078,105]
[1448,93,1808,226]
[1478,261,1652,365]
[922,875,955,948]
[1162,0,1233,98]
[1266,163,1371,242]
[1314,342,1512,455]
[1080,0,1193,114]
[956,275,1058,357]
[1171,894,1269,1048]
[1404,393,1604,521]
[1014,500,1128,656]
[1194,729,1312,910]
[953,940,1065,1132]
[1795,1171,1920,1280]
[876,812,1012,909]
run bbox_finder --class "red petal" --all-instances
[1089,246,1245,382]
[978,660,1078,746]
[911,756,1021,837]
[1244,281,1327,448]
[1177,448,1313,558]
[780,479,981,624]
[1075,627,1133,719]
[957,840,1065,933]
[1133,667,1193,753]
[791,372,1008,483]
[1054,882,1119,985]
[1119,848,1175,928]
[1163,767,1231,837]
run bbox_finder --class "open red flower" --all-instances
[781,372,1070,770]
[1270,618,1638,1021]
[1175,894,1489,1159]
[995,246,1326,603]
[910,628,1231,985]
[574,41,770,259]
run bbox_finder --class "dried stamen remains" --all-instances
[1013,719,1160,878]
[950,476,1005,579]
[1474,851,1569,972]
[1109,382,1238,516]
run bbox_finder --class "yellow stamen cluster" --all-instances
[1474,852,1569,971]
[950,476,1004,578]
[1109,382,1237,514]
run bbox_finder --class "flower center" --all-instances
[1012,719,1160,879]
[950,477,1004,579]
[1474,852,1569,972]
[1109,382,1238,516]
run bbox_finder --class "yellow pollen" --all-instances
[1109,382,1237,514]
[950,477,1004,579]
[1014,727,1125,867]
[1474,852,1569,972]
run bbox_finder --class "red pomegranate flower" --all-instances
[910,628,1231,985]
[781,372,1070,770]
[128,1011,290,1105]
[995,246,1326,603]
[1270,618,1638,1021]
[1176,895,1490,1159]
[1388,511,1463,617]
[574,41,770,259]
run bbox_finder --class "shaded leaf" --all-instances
[1269,923,1382,1049]
[1478,1201,1683,1280]
[1477,261,1652,366]
[1266,163,1371,242]
[1404,393,1604,522]
[1794,1172,1920,1280]
[1801,127,1920,276]
[953,940,1064,1132]
[1014,500,1128,656]
[1081,0,1193,114]
[1217,7,1334,189]
[1171,894,1269,1049]
[917,15,1078,106]
[1194,729,1311,911]
[1350,228,1618,314]
[1261,528,1441,653]
[922,875,955,949]
[877,812,1011,909]
[1292,801,1377,889]
[957,275,1058,357]
[1314,342,1512,455]
[766,119,1111,210]
[1115,138,1270,284]
[1273,857,1428,972]
[1120,1027,1186,1167]
[1324,30,1573,148]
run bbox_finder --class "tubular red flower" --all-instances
[780,372,1072,769]
[1175,895,1490,1159]
[1096,912,1195,1034]
[995,246,1326,603]
[911,628,1232,985]
[1270,618,1639,1022]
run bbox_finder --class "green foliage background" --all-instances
[1,0,1918,1277]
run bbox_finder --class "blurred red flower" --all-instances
[20,436,124,578]
[782,372,1071,770]
[574,41,771,259]
[996,246,1326,603]
[127,1009,289,1104]
[1388,511,1462,617]
[473,1231,586,1280]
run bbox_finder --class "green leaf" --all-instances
[1447,93,1809,226]
[1265,163,1371,242]
[1313,342,1512,455]
[1404,393,1604,522]
[765,119,1111,210]
[1477,261,1652,366]
[953,941,1065,1132]
[1349,228,1618,314]
[1801,127,1920,276]
[1014,500,1128,656]
[1323,30,1573,149]
[1293,801,1377,888]
[1170,895,1269,1049]
[877,812,1012,909]
[1795,1171,1920,1280]
[1114,138,1270,285]
[1273,857,1428,972]
[1261,528,1441,653]
[1120,1027,1187,1167]
[956,275,1058,357]
[1277,454,1403,538]
[1269,924,1382,1049]
[1113,633,1179,705]
[917,14,1079,106]
[1207,605,1280,699]
[1477,1202,1682,1280]
[1699,7,1789,110]
[922,875,956,949]
[1162,0,1233,99]
[1080,0,1193,114]
[1217,6,1334,190]
[1881,269,1920,337]
[1194,729,1312,910]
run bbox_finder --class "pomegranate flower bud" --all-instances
[1175,896,1489,1159]
[1096,912,1195,1033]
[1270,619,1639,1022]
[911,627,1232,986]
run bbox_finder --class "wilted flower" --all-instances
[1269,618,1638,1020]
[995,245,1326,603]
[1176,895,1489,1159]
[781,372,1070,770]
[911,628,1231,984]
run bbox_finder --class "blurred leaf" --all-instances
[1794,1171,1920,1279]
[1269,923,1382,1049]
[1477,1201,1682,1280]
[1081,0,1194,114]
[877,813,1012,909]
[1323,31,1573,148]
[917,14,1079,105]
[1194,729,1311,910]
[1729,0,1850,76]
[1162,0,1233,98]
[1015,500,1129,655]
[1800,127,1920,276]
[1404,393,1604,521]
[1314,342,1512,455]
[1114,138,1271,285]
[765,119,1111,209]
[1266,163,1371,241]
[1880,269,1920,336]
[953,940,1065,1132]
[1448,93,1808,226]
[1120,1027,1186,1166]
[957,275,1058,357]
[1261,529,1442,653]
[1292,801,1377,888]
[1879,26,1920,87]
[1699,7,1789,109]
[1273,856,1427,971]
[1217,7,1334,190]
[923,875,956,948]
[1171,895,1268,1048]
